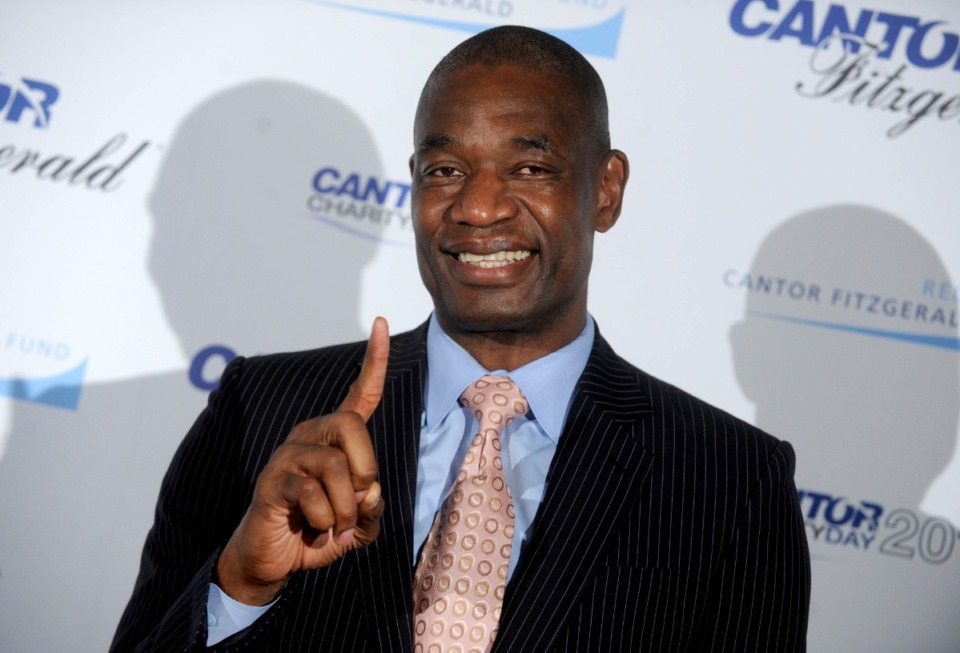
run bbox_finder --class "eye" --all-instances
[515,165,550,176]
[426,166,463,178]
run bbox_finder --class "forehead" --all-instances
[414,64,582,147]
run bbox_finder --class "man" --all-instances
[113,26,810,652]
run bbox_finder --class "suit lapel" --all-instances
[494,333,656,651]
[359,322,428,653]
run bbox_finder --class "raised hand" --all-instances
[216,317,389,605]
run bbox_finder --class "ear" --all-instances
[595,149,629,233]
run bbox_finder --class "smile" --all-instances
[457,250,531,268]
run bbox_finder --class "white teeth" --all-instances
[458,250,531,268]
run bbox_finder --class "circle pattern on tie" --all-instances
[413,375,528,653]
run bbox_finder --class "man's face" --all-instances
[410,63,619,343]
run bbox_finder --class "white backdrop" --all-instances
[1,1,957,651]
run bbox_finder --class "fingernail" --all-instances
[336,528,355,546]
[355,490,367,503]
[363,483,381,509]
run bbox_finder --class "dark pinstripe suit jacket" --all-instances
[113,321,810,652]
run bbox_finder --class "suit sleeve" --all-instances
[692,440,811,652]
[110,357,250,652]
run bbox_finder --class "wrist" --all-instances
[215,543,286,606]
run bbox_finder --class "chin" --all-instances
[437,301,539,335]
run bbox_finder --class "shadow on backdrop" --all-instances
[0,81,385,653]
[729,204,959,653]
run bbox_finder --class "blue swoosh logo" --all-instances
[303,1,626,58]
[0,359,88,410]
[748,311,960,352]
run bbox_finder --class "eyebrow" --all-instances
[414,133,557,156]
[415,135,458,156]
[510,134,554,153]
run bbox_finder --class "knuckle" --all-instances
[285,419,318,443]
[322,449,348,474]
[336,502,358,522]
[353,467,378,485]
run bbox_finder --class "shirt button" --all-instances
[207,611,218,628]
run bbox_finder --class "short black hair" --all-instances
[416,25,610,151]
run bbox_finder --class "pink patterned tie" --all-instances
[413,375,529,653]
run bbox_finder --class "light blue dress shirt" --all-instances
[207,314,594,645]
[416,313,594,580]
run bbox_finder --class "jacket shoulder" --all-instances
[593,330,783,457]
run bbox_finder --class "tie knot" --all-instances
[460,375,529,429]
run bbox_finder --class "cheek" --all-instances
[411,192,447,240]
[411,204,443,296]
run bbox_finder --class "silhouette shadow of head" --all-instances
[148,80,385,362]
[729,204,958,506]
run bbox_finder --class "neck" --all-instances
[438,311,588,371]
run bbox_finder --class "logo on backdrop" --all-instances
[729,1,960,138]
[0,330,88,410]
[189,345,236,392]
[0,70,153,191]
[798,489,959,566]
[301,0,627,58]
[0,74,60,128]
[723,270,959,351]
[306,165,414,246]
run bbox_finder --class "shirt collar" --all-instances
[424,313,595,444]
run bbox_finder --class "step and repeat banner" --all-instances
[1,1,957,651]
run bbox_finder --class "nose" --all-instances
[449,168,517,226]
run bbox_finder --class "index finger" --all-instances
[339,316,389,421]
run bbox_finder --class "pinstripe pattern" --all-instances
[112,323,809,652]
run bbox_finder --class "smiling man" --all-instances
[114,26,810,652]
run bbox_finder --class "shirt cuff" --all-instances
[206,583,276,646]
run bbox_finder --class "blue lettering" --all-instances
[817,5,873,52]
[312,167,411,209]
[906,22,959,69]
[312,167,340,193]
[731,3,960,73]
[339,173,361,200]
[853,501,883,530]
[939,282,959,302]
[2,78,59,128]
[729,0,777,38]
[391,182,411,208]
[769,0,816,46]
[800,490,831,520]
[874,13,920,59]
[189,345,236,392]
[824,496,855,526]
[363,176,391,205]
